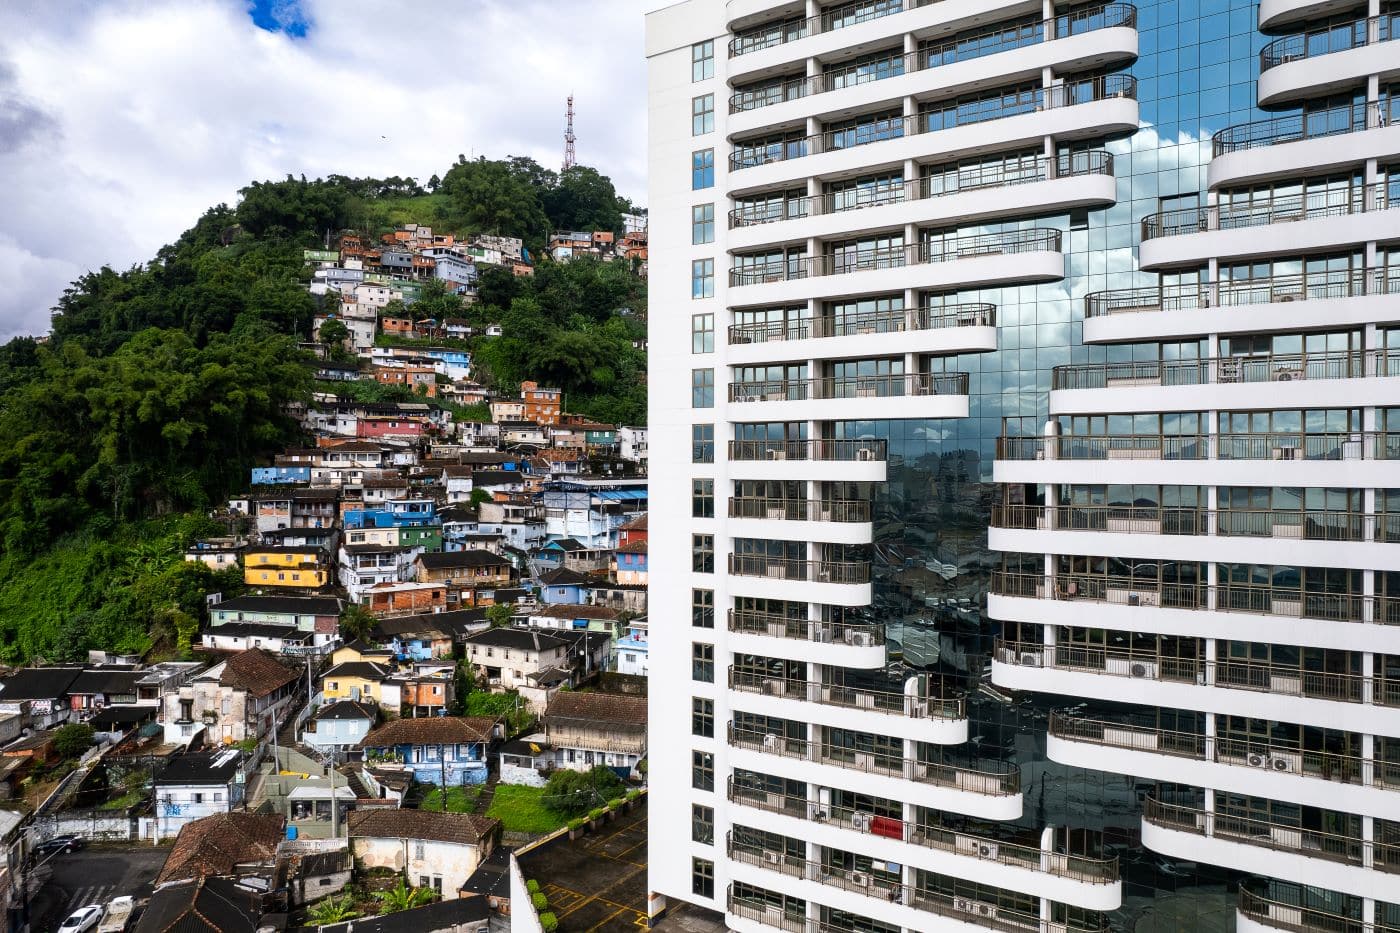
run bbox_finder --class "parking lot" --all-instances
[518,799,648,932]
[28,847,167,933]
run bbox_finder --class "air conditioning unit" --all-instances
[1130,661,1158,679]
[849,871,869,888]
[1019,651,1042,666]
[762,733,781,751]
[1269,751,1302,773]
[1272,366,1306,382]
[850,811,873,832]
[762,678,787,696]
[856,448,876,461]
[766,448,786,461]
[847,630,875,647]
[953,898,997,919]
[976,842,1000,860]
[762,850,782,866]
[1246,751,1269,769]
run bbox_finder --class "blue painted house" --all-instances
[538,568,590,605]
[252,466,311,485]
[356,716,501,786]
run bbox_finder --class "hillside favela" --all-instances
[3,1,1400,933]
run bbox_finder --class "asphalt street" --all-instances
[27,846,167,933]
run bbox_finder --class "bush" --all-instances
[625,789,641,801]
[525,879,540,895]
[567,818,585,831]
[52,723,95,760]
[588,807,606,821]
[531,892,548,911]
[607,797,625,810]
[540,912,559,932]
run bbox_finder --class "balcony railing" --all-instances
[728,303,994,344]
[1049,713,1400,789]
[728,497,871,522]
[1051,350,1400,390]
[1084,269,1400,317]
[1143,797,1400,873]
[727,555,872,584]
[728,609,886,646]
[1212,100,1397,156]
[996,639,1400,706]
[725,731,1029,817]
[1238,888,1400,933]
[729,75,1137,170]
[728,5,1136,111]
[988,570,1400,626]
[1141,183,1396,240]
[727,670,965,719]
[729,0,913,58]
[729,372,969,404]
[730,151,1112,228]
[990,503,1381,543]
[1260,14,1398,72]
[726,776,1114,882]
[995,431,1400,462]
[729,230,1062,285]
[727,438,886,462]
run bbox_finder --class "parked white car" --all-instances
[57,905,103,933]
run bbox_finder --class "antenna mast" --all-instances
[563,94,577,171]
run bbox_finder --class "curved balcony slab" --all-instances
[1048,373,1400,415]
[1083,290,1400,343]
[1259,0,1362,30]
[727,391,970,423]
[993,456,1400,491]
[729,172,1116,253]
[990,657,1400,735]
[1049,732,1400,820]
[1140,814,1387,900]
[1207,122,1400,189]
[728,324,996,365]
[727,457,887,483]
[729,629,887,668]
[1139,208,1400,270]
[729,689,968,746]
[728,573,873,607]
[727,515,873,544]
[1258,41,1400,107]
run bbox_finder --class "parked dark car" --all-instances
[35,835,85,856]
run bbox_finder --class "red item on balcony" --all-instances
[870,815,903,840]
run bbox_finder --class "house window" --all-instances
[692,697,714,737]
[691,259,714,299]
[692,643,714,683]
[414,841,426,860]
[692,588,714,628]
[691,479,714,518]
[691,751,714,792]
[692,40,713,81]
[691,313,714,354]
[213,792,222,803]
[692,204,714,245]
[692,804,714,845]
[692,94,714,135]
[691,369,714,409]
[692,424,714,463]
[193,793,204,804]
[692,534,714,573]
[692,149,714,190]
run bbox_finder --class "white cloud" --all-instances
[0,0,650,341]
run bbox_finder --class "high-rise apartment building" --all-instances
[645,1,1400,930]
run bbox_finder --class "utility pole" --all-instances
[562,95,577,172]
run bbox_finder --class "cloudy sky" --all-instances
[0,0,651,341]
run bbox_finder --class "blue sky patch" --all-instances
[248,0,310,38]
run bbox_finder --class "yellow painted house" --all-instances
[244,546,330,589]
[319,659,391,704]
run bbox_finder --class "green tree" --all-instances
[340,604,378,642]
[542,166,624,235]
[318,317,349,349]
[439,157,548,245]
[486,603,513,629]
[53,723,96,760]
[375,877,437,913]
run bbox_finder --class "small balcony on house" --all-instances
[727,371,970,422]
[1208,100,1400,189]
[726,302,997,364]
[1257,15,1400,105]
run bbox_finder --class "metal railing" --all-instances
[726,776,1114,882]
[1143,797,1400,872]
[727,672,965,720]
[1142,183,1395,240]
[729,74,1137,170]
[728,497,872,522]
[989,570,1400,626]
[1238,888,1400,933]
[995,430,1400,461]
[996,639,1400,706]
[1084,269,1400,317]
[729,371,969,403]
[727,438,886,462]
[728,304,995,344]
[1213,100,1397,156]
[1260,14,1398,72]
[990,503,1378,542]
[1052,350,1400,390]
[729,151,1112,227]
[1050,713,1400,788]
[727,554,872,584]
[728,5,1136,111]
[729,229,1062,285]
[729,0,912,58]
[728,609,886,645]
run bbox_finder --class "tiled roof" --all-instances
[545,691,648,728]
[538,568,591,587]
[155,812,285,885]
[134,876,262,933]
[532,604,619,621]
[463,628,568,651]
[347,808,499,846]
[212,595,342,616]
[418,550,510,570]
[358,715,498,748]
[619,513,648,530]
[217,650,299,697]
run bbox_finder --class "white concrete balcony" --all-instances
[1259,0,1364,30]
[727,671,970,746]
[724,0,1042,82]
[728,496,873,544]
[1141,797,1399,900]
[727,303,996,367]
[1235,889,1388,933]
[726,439,887,483]
[1208,100,1400,189]
[726,724,1022,817]
[726,778,1122,910]
[1082,271,1400,343]
[728,610,887,668]
[986,503,1400,573]
[728,153,1115,252]
[728,231,1063,307]
[991,641,1400,735]
[726,4,1138,136]
[992,429,1400,490]
[1258,16,1400,106]
[1049,350,1400,415]
[987,571,1400,655]
[1138,185,1400,270]
[727,372,970,423]
[727,554,873,606]
[727,76,1138,191]
[1047,714,1400,820]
